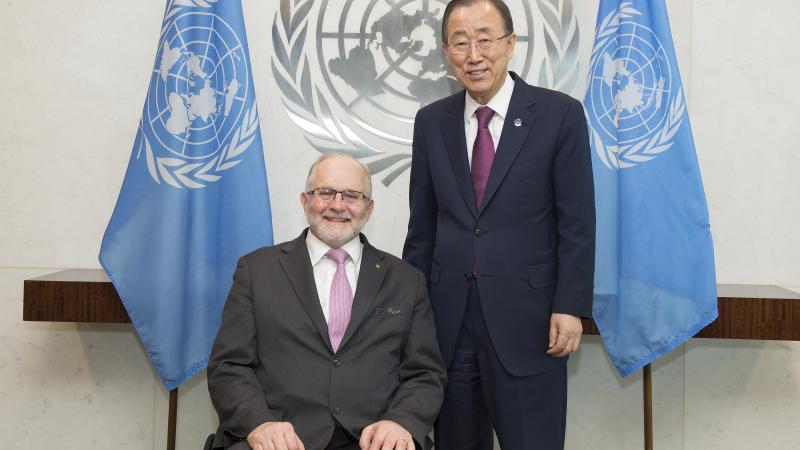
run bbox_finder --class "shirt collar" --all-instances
[464,72,515,124]
[306,230,363,267]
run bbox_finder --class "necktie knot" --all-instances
[326,248,349,265]
[475,106,494,129]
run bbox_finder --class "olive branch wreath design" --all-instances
[587,2,685,169]
[139,0,260,189]
[273,0,582,184]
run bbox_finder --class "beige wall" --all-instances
[1,1,798,448]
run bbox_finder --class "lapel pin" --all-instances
[514,118,522,127]
[387,306,400,315]
[375,263,381,269]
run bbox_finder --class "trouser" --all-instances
[434,280,567,450]
[324,424,360,450]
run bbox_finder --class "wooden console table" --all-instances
[23,269,129,323]
[24,269,800,340]
[581,283,800,340]
[22,270,800,450]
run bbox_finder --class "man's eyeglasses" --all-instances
[446,33,512,55]
[306,187,369,204]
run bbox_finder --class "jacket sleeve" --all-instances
[207,256,278,440]
[403,108,438,285]
[552,99,596,319]
[380,270,447,446]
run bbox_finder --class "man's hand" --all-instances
[546,313,583,357]
[247,422,305,450]
[359,420,415,450]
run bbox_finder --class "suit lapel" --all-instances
[278,231,333,351]
[442,92,478,218]
[480,74,538,216]
[338,235,388,351]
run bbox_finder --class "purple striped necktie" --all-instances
[326,248,352,352]
[471,106,496,208]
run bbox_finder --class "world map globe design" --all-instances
[317,0,460,130]
[144,12,250,159]
[585,21,673,146]
[273,0,537,183]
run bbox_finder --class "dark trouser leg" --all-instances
[485,362,567,450]
[439,280,568,450]
[434,281,494,450]
[325,424,361,450]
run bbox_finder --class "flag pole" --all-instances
[167,388,178,450]
[643,364,653,450]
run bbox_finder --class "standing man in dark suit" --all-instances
[209,154,446,450]
[403,1,595,449]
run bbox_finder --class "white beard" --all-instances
[305,211,366,248]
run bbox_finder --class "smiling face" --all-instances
[443,0,516,104]
[301,155,374,249]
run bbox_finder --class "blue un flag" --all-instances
[99,0,272,390]
[583,0,717,377]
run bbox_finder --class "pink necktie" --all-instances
[471,106,496,208]
[326,248,352,352]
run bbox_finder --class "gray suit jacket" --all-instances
[208,230,446,449]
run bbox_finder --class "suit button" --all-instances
[464,273,470,281]
[474,228,484,237]
[331,406,342,414]
[332,359,342,367]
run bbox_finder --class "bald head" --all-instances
[305,153,373,198]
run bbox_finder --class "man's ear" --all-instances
[365,199,375,221]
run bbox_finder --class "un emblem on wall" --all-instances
[137,1,259,188]
[585,3,685,170]
[273,0,580,185]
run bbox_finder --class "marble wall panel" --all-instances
[566,338,646,450]
[566,337,685,450]
[0,0,164,269]
[665,0,694,95]
[0,268,158,449]
[690,0,800,284]
[650,345,686,450]
[175,371,218,450]
[240,0,314,246]
[684,339,800,450]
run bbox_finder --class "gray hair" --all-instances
[441,0,514,44]
[305,153,373,198]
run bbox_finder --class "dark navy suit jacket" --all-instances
[403,72,596,376]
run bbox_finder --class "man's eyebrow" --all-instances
[449,27,493,37]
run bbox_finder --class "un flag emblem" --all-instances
[138,9,259,188]
[585,4,686,170]
[271,0,566,186]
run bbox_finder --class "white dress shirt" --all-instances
[305,231,362,323]
[464,72,515,167]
